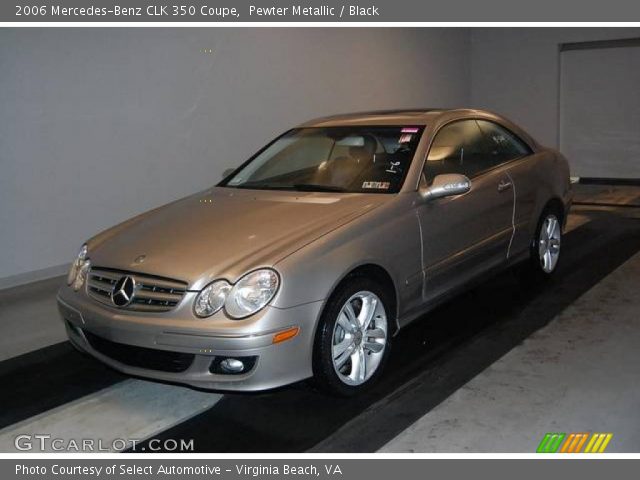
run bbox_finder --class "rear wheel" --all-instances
[313,277,391,396]
[526,207,563,278]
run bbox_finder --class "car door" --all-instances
[476,119,537,258]
[417,119,515,304]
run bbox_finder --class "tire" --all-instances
[525,206,563,280]
[312,277,392,396]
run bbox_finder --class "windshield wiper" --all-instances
[292,184,348,192]
[234,182,293,190]
[234,182,348,193]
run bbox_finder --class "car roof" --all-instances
[297,108,542,152]
[299,108,481,127]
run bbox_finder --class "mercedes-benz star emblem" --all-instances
[112,276,136,307]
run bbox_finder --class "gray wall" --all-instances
[0,28,471,286]
[470,28,640,152]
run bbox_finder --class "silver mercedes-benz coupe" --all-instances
[57,108,572,395]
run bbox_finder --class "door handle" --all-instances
[497,180,512,192]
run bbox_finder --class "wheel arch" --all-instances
[320,263,400,336]
[542,197,567,226]
[529,195,567,240]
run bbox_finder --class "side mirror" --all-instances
[420,173,471,201]
[221,167,235,179]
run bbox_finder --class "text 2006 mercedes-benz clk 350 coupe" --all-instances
[58,109,572,395]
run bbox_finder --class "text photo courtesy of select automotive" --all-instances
[1,27,639,453]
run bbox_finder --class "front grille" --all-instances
[84,331,195,373]
[87,267,188,312]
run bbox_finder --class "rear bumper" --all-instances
[57,288,323,391]
[563,188,574,228]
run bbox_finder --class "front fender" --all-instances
[272,194,422,320]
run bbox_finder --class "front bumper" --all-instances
[57,286,323,391]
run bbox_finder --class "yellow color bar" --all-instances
[584,433,613,453]
[591,434,606,452]
[584,433,598,453]
[598,433,613,453]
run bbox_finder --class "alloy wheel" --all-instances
[539,213,561,273]
[331,291,388,386]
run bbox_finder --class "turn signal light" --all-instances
[272,326,299,344]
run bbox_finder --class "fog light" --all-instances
[209,356,257,375]
[220,358,244,374]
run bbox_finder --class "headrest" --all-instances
[348,135,376,161]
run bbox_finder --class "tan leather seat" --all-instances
[313,136,377,188]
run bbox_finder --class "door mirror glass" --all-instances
[420,174,471,201]
[222,167,235,179]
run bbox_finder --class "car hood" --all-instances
[87,187,390,289]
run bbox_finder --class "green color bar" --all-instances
[537,433,552,453]
[537,433,566,453]
[548,433,566,453]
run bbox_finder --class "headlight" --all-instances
[193,269,280,319]
[194,280,231,318]
[225,269,280,319]
[67,244,88,288]
[72,260,91,291]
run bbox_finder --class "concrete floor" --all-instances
[0,379,221,452]
[0,276,67,362]
[381,249,640,452]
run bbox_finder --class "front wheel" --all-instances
[312,278,391,396]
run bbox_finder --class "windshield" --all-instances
[221,126,424,193]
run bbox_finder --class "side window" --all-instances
[425,120,488,182]
[476,120,532,165]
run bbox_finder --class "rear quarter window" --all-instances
[476,120,533,164]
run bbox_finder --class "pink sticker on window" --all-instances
[401,127,419,133]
